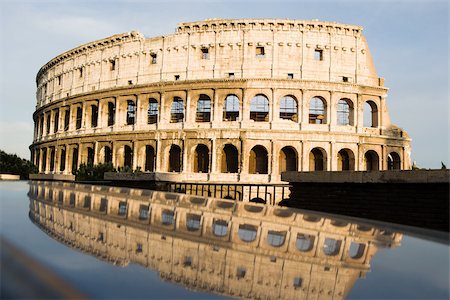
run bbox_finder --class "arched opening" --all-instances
[147,98,158,124]
[267,231,286,247]
[196,94,211,122]
[194,144,209,173]
[49,148,55,172]
[279,146,297,174]
[75,106,83,129]
[46,114,51,134]
[364,101,378,127]
[59,148,66,171]
[388,152,401,170]
[337,148,355,171]
[107,102,115,126]
[53,109,59,133]
[349,242,366,259]
[104,146,112,163]
[91,104,98,128]
[221,144,239,173]
[124,145,133,168]
[250,197,266,204]
[296,233,315,252]
[126,100,135,125]
[323,238,342,256]
[279,95,298,121]
[249,145,268,174]
[41,148,47,171]
[223,94,239,121]
[71,148,78,174]
[365,150,379,171]
[145,145,156,172]
[309,148,327,171]
[238,224,257,242]
[213,219,228,237]
[169,145,182,172]
[250,94,269,122]
[170,97,184,123]
[87,147,94,165]
[337,98,353,125]
[309,97,326,124]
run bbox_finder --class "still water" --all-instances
[1,181,448,299]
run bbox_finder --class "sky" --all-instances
[0,0,448,168]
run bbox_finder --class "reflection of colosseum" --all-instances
[29,181,401,299]
[30,19,411,183]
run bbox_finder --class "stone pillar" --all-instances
[270,88,275,123]
[185,90,191,124]
[301,89,309,127]
[182,139,187,173]
[212,88,219,124]
[241,88,249,122]
[156,138,162,171]
[329,91,336,128]
[132,141,138,170]
[356,94,363,132]
[211,138,217,173]
[93,142,98,165]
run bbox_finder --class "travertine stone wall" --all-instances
[29,181,401,299]
[30,19,411,183]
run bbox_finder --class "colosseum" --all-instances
[30,18,411,185]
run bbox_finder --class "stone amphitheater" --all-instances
[30,18,411,184]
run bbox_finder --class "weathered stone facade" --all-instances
[29,181,401,299]
[30,19,411,183]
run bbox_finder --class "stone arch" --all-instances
[169,144,182,172]
[364,100,378,127]
[196,94,211,122]
[279,146,298,174]
[279,95,298,121]
[221,144,239,173]
[309,147,327,171]
[123,145,133,168]
[170,97,184,123]
[365,150,379,171]
[145,145,156,172]
[147,98,158,124]
[337,148,355,171]
[250,94,269,122]
[388,152,401,170]
[194,144,210,173]
[337,98,354,126]
[309,96,327,124]
[249,145,268,174]
[223,94,240,121]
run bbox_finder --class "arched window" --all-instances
[364,101,378,127]
[388,152,401,170]
[267,231,286,247]
[349,242,366,259]
[161,210,175,225]
[41,148,47,171]
[91,104,98,128]
[124,145,133,168]
[169,145,182,172]
[46,114,51,134]
[64,109,70,131]
[213,219,228,237]
[238,224,257,242]
[39,116,44,136]
[250,94,269,122]
[71,147,78,174]
[337,99,353,125]
[223,94,239,121]
[279,146,297,174]
[87,147,94,165]
[104,146,112,164]
[221,144,239,173]
[170,97,184,123]
[53,109,59,133]
[147,98,158,124]
[337,148,355,171]
[279,95,298,121]
[145,145,155,172]
[186,214,201,231]
[49,148,55,172]
[296,233,315,252]
[365,150,379,171]
[126,100,135,125]
[107,102,115,126]
[323,238,342,256]
[309,97,326,124]
[196,94,211,122]
[76,106,83,129]
[194,144,209,173]
[309,147,327,171]
[59,148,66,172]
[249,145,268,174]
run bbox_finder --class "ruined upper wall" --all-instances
[35,19,381,107]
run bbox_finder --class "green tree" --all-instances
[0,150,38,179]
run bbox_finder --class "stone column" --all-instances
[241,88,249,122]
[156,137,162,172]
[211,138,217,173]
[185,90,191,124]
[301,89,309,127]
[132,141,138,170]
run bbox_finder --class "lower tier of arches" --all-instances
[31,134,410,183]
